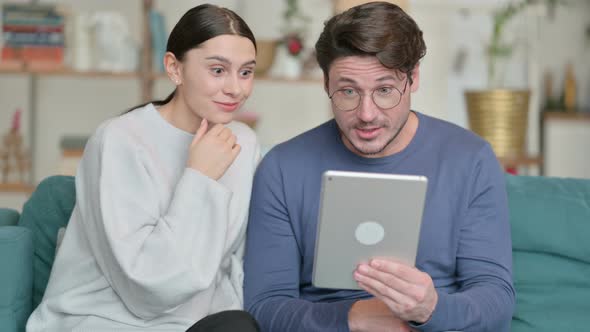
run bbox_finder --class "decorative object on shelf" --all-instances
[465,0,560,160]
[59,135,88,176]
[0,109,31,185]
[149,8,166,73]
[90,12,139,72]
[466,90,530,158]
[254,40,278,76]
[563,62,577,112]
[272,0,310,79]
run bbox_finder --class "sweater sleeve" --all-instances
[243,151,356,332]
[76,124,232,319]
[411,144,515,332]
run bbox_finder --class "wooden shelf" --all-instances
[543,111,590,122]
[0,66,142,78]
[0,183,35,193]
[498,155,542,169]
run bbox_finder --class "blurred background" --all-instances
[1,0,589,210]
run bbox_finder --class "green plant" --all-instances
[487,0,562,87]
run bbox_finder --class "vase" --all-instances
[465,89,530,158]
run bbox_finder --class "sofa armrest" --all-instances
[0,226,34,332]
[0,209,20,227]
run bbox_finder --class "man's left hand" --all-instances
[353,258,438,324]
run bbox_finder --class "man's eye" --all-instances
[341,89,357,96]
[377,87,394,95]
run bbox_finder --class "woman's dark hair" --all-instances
[126,4,256,113]
[315,1,425,85]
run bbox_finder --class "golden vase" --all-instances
[465,90,530,158]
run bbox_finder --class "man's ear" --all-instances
[164,52,182,85]
[410,64,420,93]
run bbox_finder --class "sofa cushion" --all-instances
[0,209,20,227]
[18,175,76,311]
[507,175,590,331]
[0,226,33,332]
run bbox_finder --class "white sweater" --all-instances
[27,104,260,331]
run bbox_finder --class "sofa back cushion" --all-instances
[18,175,75,310]
[507,175,590,331]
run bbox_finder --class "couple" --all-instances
[27,2,515,332]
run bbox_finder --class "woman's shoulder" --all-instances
[86,106,153,153]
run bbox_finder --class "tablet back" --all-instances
[312,170,428,290]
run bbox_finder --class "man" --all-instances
[243,2,515,331]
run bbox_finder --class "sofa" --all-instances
[1,174,589,332]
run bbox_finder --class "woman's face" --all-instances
[177,35,256,125]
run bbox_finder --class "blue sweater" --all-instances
[244,112,515,332]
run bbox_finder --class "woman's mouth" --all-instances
[214,101,240,112]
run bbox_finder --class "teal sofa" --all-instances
[1,174,589,332]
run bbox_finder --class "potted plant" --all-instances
[465,0,560,160]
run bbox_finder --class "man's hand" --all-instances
[186,119,241,180]
[353,258,438,324]
[348,298,414,332]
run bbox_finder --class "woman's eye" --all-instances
[240,69,253,77]
[211,67,224,75]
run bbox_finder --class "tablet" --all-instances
[312,170,428,290]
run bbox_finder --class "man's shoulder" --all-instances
[418,112,488,151]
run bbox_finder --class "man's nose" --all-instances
[356,95,379,122]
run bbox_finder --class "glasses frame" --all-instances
[328,78,409,112]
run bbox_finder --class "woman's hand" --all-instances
[187,119,241,180]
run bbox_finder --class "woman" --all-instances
[27,4,260,332]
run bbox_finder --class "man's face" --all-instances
[327,56,419,158]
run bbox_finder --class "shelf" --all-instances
[498,155,542,169]
[0,183,35,193]
[543,111,590,122]
[0,66,142,78]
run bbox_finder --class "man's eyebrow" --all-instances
[205,56,257,67]
[336,77,357,84]
[376,75,398,82]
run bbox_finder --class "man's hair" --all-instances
[315,1,426,84]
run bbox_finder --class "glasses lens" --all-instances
[332,89,360,112]
[373,87,402,109]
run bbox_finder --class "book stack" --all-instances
[1,3,66,69]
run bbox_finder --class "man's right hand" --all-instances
[348,298,414,332]
[187,119,241,180]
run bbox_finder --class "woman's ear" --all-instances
[164,52,182,85]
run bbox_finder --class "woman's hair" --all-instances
[315,1,426,85]
[126,4,256,112]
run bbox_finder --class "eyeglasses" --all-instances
[328,79,409,112]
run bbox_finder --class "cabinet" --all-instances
[541,111,590,178]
